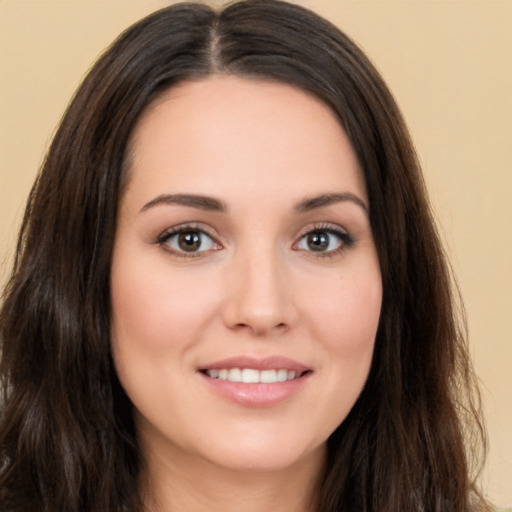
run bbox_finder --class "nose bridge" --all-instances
[222,238,296,335]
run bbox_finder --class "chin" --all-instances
[191,429,327,475]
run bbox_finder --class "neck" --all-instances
[140,441,326,512]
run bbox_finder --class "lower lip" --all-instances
[199,372,311,407]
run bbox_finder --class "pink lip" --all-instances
[199,355,310,373]
[198,356,312,408]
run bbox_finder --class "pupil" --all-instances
[307,232,328,251]
[178,231,201,252]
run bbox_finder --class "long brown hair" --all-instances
[0,1,489,511]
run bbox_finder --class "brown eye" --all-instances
[178,231,202,252]
[306,232,330,251]
[296,228,353,254]
[162,228,217,254]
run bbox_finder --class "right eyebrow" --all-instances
[139,193,227,213]
[294,192,368,215]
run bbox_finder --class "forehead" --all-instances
[123,76,367,208]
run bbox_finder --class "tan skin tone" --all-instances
[110,76,382,511]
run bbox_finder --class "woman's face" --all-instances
[110,77,382,475]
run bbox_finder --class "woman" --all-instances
[0,1,491,511]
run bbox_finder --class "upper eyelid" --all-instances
[158,222,220,241]
[295,222,350,238]
[158,221,348,237]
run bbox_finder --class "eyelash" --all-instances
[155,223,354,259]
[294,223,355,259]
[155,223,221,259]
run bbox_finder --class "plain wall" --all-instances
[1,0,510,506]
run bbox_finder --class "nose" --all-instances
[221,247,298,336]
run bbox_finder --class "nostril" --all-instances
[231,321,288,336]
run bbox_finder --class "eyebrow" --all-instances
[140,193,227,213]
[294,192,368,214]
[139,191,368,215]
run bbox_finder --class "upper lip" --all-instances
[198,356,310,373]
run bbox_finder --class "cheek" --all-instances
[109,259,221,416]
[110,258,218,355]
[109,258,226,413]
[308,269,382,350]
[303,269,382,420]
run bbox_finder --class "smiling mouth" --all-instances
[201,368,309,384]
[199,358,312,406]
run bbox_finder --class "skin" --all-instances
[110,76,382,512]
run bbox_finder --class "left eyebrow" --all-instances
[139,193,227,213]
[294,192,368,215]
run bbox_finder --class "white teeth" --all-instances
[260,369,277,383]
[241,368,260,383]
[276,369,288,381]
[205,368,303,383]
[228,368,242,382]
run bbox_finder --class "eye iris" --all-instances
[307,232,329,251]
[178,231,201,252]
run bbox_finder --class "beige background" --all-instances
[1,0,510,506]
